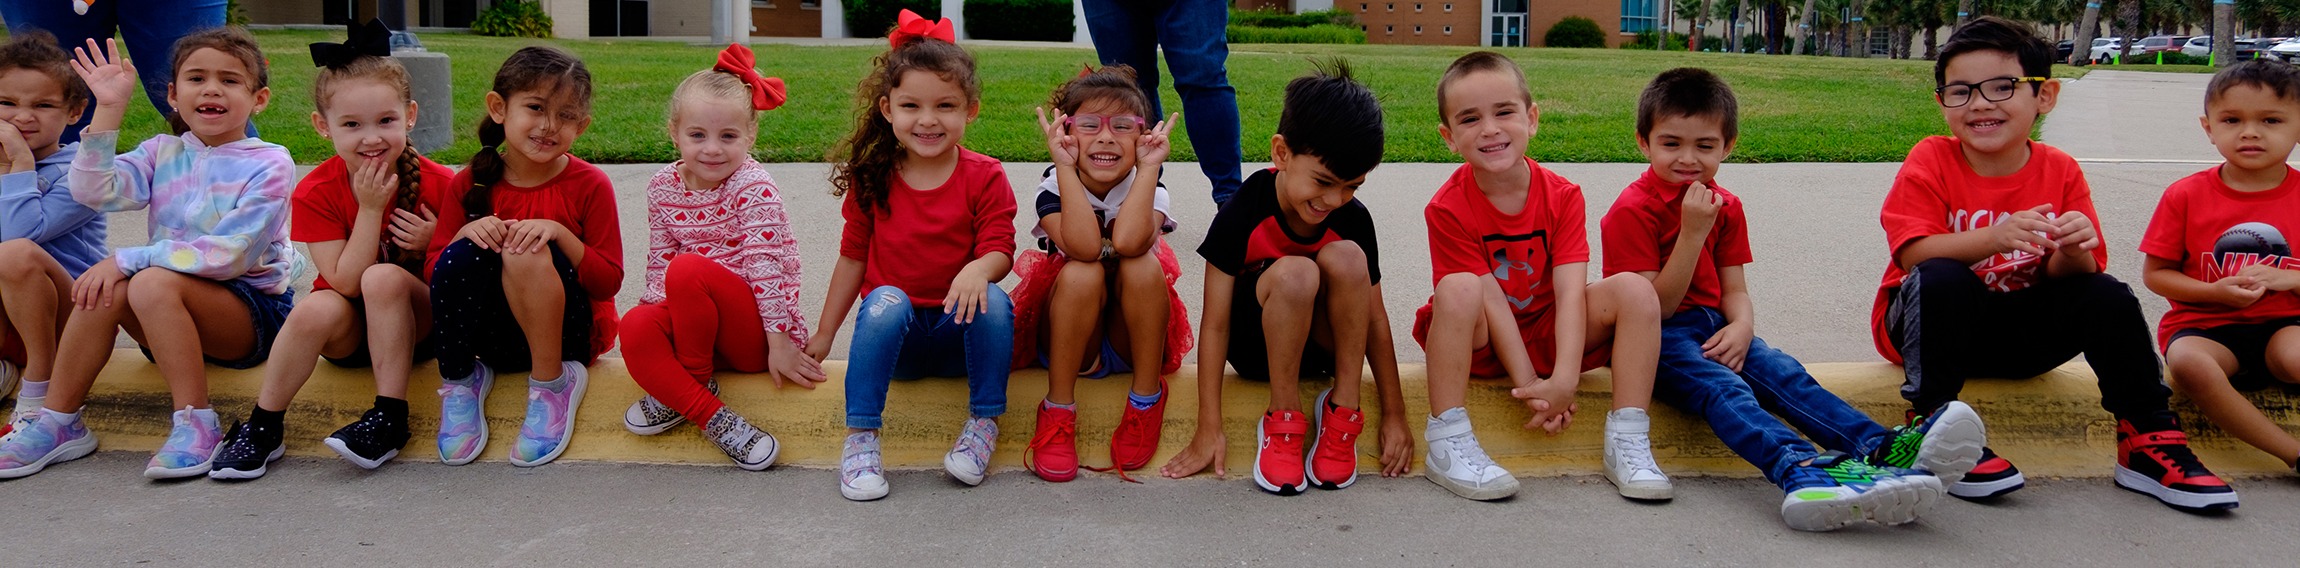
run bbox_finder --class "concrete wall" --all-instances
[752,1,825,37]
[540,0,589,38]
[239,0,328,25]
[652,0,715,35]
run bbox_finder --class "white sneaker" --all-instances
[840,431,889,501]
[1423,407,1518,501]
[944,417,997,486]
[625,379,717,436]
[1603,407,1673,500]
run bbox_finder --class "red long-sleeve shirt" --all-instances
[428,156,625,357]
[838,148,1018,308]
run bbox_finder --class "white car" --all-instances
[2089,38,2126,63]
[2273,38,2300,62]
[2181,36,2212,58]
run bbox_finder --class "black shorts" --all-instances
[321,298,438,368]
[1225,261,1334,382]
[2167,318,2300,390]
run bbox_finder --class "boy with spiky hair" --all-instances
[1875,16,2235,511]
[1160,60,1412,495]
[1607,67,1986,531]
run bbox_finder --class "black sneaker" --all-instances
[207,421,283,481]
[1947,446,2026,500]
[324,408,410,470]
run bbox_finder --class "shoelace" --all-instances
[1453,432,1499,473]
[1083,410,1150,483]
[1025,415,1073,469]
[2132,431,2214,477]
[1613,431,1662,477]
[713,423,760,459]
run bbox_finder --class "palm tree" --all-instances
[1797,0,1821,54]
[2074,0,2104,64]
[2118,0,2140,58]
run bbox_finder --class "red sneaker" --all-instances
[2114,418,2238,511]
[1026,402,1078,482]
[1306,388,1364,490]
[1254,410,1310,495]
[1108,379,1166,471]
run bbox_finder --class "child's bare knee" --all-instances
[282,294,351,334]
[0,239,49,275]
[1314,241,1367,274]
[1262,257,1322,299]
[500,249,558,279]
[124,269,191,310]
[1432,272,1482,314]
[1601,273,1661,317]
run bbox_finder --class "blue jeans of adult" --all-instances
[844,285,1014,429]
[1653,307,1895,490]
[0,0,251,145]
[1081,0,1243,206]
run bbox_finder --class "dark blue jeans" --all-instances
[1081,0,1243,206]
[843,286,1013,429]
[1654,307,1894,489]
[0,0,251,144]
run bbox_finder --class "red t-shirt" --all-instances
[1871,137,2106,363]
[2139,165,2300,346]
[1600,168,1754,312]
[1421,158,1588,331]
[427,156,625,358]
[290,155,456,291]
[837,148,1020,308]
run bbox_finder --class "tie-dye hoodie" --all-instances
[69,130,296,295]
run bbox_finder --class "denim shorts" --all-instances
[136,278,293,370]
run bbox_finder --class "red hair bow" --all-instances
[889,9,956,48]
[715,44,788,111]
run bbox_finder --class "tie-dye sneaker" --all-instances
[944,416,998,486]
[840,431,888,501]
[511,362,590,467]
[0,409,97,479]
[144,407,223,479]
[437,362,496,465]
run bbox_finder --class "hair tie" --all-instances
[714,44,787,111]
[1076,64,1094,78]
[889,9,956,48]
[309,18,392,70]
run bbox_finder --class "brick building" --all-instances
[234,0,820,39]
[1238,0,1657,47]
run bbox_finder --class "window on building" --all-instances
[752,0,772,7]
[802,0,819,8]
[1494,0,1528,12]
[1415,3,1423,11]
[1620,0,1659,34]
[1360,3,1368,10]
[1444,25,1453,34]
[1386,25,1394,34]
[1415,25,1423,34]
[1445,3,1453,12]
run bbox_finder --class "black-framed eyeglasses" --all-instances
[1935,77,2049,108]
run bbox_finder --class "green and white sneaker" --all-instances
[1779,451,1944,532]
[1869,401,1987,485]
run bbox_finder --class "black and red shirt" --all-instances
[1197,168,1381,284]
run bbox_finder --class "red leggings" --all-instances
[620,254,770,421]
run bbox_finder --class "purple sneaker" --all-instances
[0,409,97,479]
[437,362,495,465]
[511,362,589,467]
[944,417,998,486]
[144,407,222,479]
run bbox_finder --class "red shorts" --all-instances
[1412,303,1611,378]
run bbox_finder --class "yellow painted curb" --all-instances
[62,350,2300,478]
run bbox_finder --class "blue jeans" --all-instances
[844,285,1013,429]
[1653,307,1894,489]
[1081,0,1243,206]
[0,0,251,144]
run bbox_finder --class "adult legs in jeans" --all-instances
[1081,0,1243,205]
[1654,310,1819,488]
[0,0,234,145]
[1891,258,2172,421]
[845,285,1015,430]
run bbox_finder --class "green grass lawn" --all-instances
[37,29,1964,164]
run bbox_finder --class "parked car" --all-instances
[2131,35,2190,55]
[2181,36,2212,58]
[2237,37,2285,60]
[2089,37,2127,63]
[2271,37,2300,61]
[2058,39,2075,61]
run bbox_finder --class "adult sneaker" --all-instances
[1603,407,1673,500]
[209,421,285,480]
[944,416,997,486]
[144,407,223,479]
[1026,402,1078,482]
[625,379,717,435]
[0,409,96,479]
[2114,417,2238,512]
[1947,447,2025,499]
[325,408,410,470]
[436,362,495,465]
[1869,401,1987,485]
[1253,410,1310,495]
[1108,379,1166,471]
[840,431,889,501]
[1306,388,1364,490]
[511,362,590,467]
[702,408,778,471]
[1778,451,1944,532]
[1423,407,1517,501]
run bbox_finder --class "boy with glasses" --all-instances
[1872,17,2236,510]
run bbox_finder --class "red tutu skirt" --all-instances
[1008,239,1194,375]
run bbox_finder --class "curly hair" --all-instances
[829,37,978,215]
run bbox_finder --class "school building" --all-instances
[1237,0,1654,47]
[234,0,824,40]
